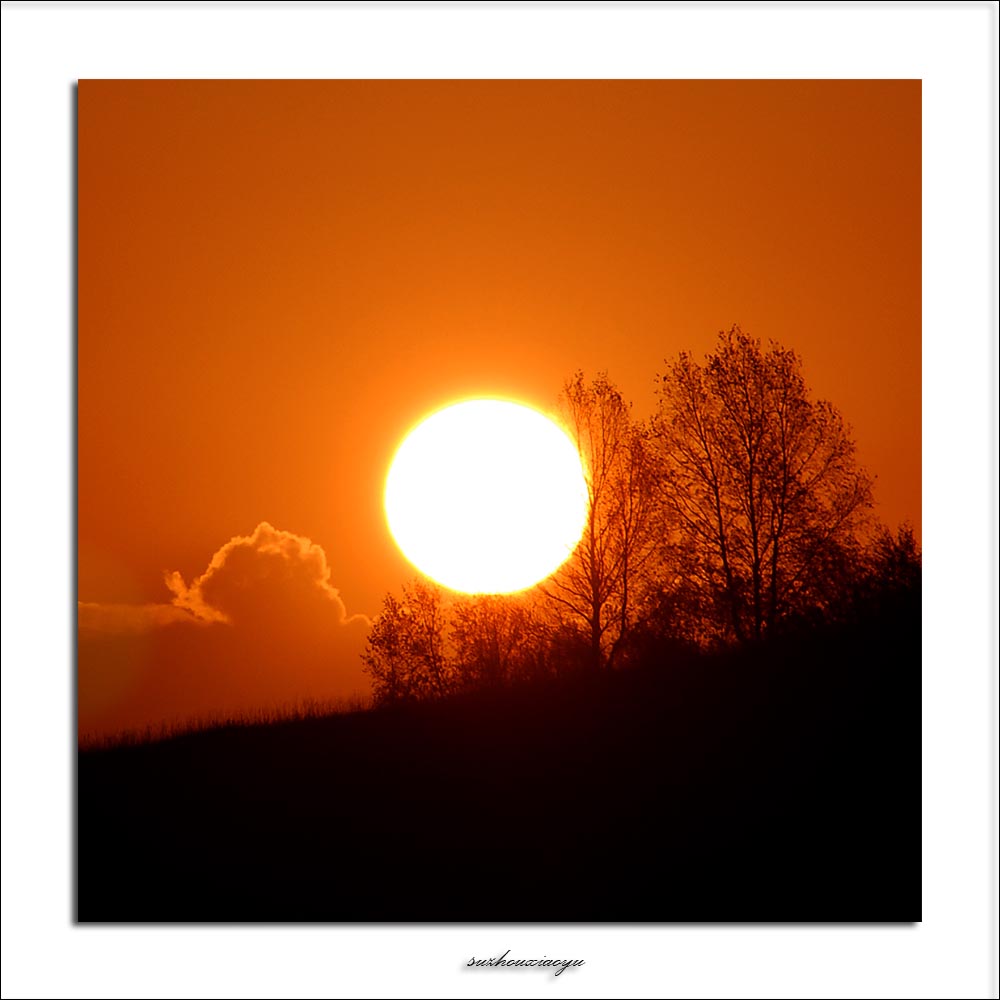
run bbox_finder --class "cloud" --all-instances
[79,521,367,631]
[163,521,367,628]
[78,601,199,633]
[78,523,371,740]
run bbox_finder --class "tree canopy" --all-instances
[652,326,875,641]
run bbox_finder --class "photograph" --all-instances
[76,79,921,922]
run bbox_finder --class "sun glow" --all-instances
[384,399,589,594]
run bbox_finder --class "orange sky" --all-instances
[78,80,920,737]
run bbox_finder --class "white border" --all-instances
[2,3,997,999]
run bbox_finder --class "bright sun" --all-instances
[384,399,589,594]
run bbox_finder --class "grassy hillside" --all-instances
[78,601,920,922]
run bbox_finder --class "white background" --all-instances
[2,3,997,998]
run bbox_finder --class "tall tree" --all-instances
[361,578,454,705]
[540,371,660,669]
[652,326,875,642]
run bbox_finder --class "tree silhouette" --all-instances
[361,336,904,691]
[540,371,661,669]
[361,578,454,705]
[652,327,875,642]
[844,521,921,623]
[450,593,543,687]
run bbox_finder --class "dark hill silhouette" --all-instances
[77,590,919,922]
